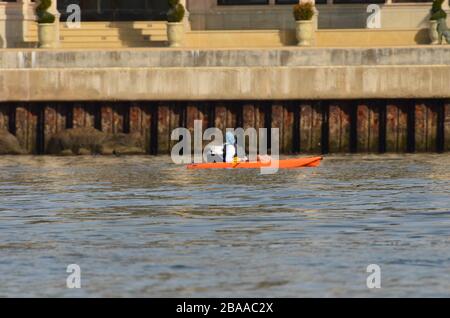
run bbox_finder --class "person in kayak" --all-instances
[206,131,270,163]
[223,131,239,163]
[205,131,241,163]
[224,131,272,163]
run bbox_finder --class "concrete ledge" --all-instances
[2,47,449,101]
[1,65,450,101]
[185,29,430,48]
[1,47,450,69]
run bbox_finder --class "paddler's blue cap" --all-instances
[226,131,235,145]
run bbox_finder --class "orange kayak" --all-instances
[187,156,323,170]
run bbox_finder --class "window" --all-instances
[276,0,327,3]
[333,0,384,3]
[392,0,432,2]
[217,0,328,5]
[332,0,431,2]
[218,0,269,4]
[57,0,170,21]
[275,0,299,3]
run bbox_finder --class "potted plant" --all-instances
[167,0,186,47]
[429,0,447,44]
[293,2,315,47]
[36,0,56,48]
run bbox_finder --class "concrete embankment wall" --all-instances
[0,100,449,154]
[0,47,449,154]
[1,47,450,101]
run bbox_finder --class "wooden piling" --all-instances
[414,101,439,152]
[157,102,183,155]
[169,103,183,151]
[214,102,242,133]
[271,102,296,154]
[328,102,351,153]
[157,103,171,155]
[185,102,210,131]
[214,103,227,134]
[0,104,10,131]
[242,102,266,132]
[185,102,214,150]
[14,105,39,154]
[129,103,153,154]
[43,103,69,152]
[357,101,381,153]
[242,102,268,153]
[282,103,296,154]
[386,102,408,152]
[444,101,450,152]
[1,99,449,155]
[101,103,129,134]
[73,103,98,129]
[299,102,323,154]
[271,102,283,154]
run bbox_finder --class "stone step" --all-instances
[63,36,159,42]
[55,29,166,36]
[25,34,167,44]
[29,21,167,30]
[27,37,168,43]
[60,25,167,32]
[60,35,144,42]
[69,21,167,28]
[60,34,166,41]
[27,21,168,48]
[28,29,167,37]
[60,41,167,48]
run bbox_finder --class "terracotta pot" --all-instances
[296,20,314,47]
[38,23,55,49]
[167,22,184,48]
[429,20,439,45]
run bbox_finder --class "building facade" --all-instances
[1,2,450,155]
[1,0,449,48]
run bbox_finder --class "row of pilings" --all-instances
[0,100,449,155]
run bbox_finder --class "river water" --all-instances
[0,154,449,297]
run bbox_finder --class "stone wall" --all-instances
[1,47,450,101]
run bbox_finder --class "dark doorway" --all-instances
[58,0,169,21]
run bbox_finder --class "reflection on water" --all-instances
[0,154,449,297]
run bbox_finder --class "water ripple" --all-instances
[0,154,449,297]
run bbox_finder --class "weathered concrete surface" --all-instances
[2,47,450,68]
[1,47,450,101]
[1,65,450,101]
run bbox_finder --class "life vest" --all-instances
[223,143,237,163]
[224,132,238,163]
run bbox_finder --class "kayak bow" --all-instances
[187,156,323,170]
